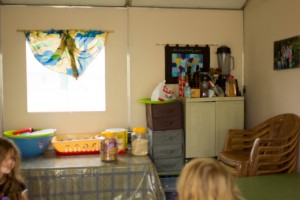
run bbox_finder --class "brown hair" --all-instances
[176,158,241,200]
[0,137,24,200]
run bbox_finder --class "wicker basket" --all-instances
[51,133,101,155]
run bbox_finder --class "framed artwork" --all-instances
[274,35,300,70]
[165,45,210,84]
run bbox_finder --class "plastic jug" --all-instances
[225,75,237,97]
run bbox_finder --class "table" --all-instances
[236,173,300,200]
[21,151,165,200]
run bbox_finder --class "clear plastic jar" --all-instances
[100,132,117,161]
[225,75,237,97]
[131,127,148,156]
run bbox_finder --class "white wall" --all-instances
[1,6,128,133]
[129,8,243,127]
[0,6,243,134]
[244,0,300,171]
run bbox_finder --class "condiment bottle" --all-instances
[178,72,186,98]
[225,75,237,97]
[184,82,191,98]
[100,132,118,161]
[131,127,148,156]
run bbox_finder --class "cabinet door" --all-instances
[215,100,244,155]
[185,101,216,158]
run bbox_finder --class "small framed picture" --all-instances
[274,36,300,70]
[165,45,210,84]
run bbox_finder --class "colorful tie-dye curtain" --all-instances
[25,29,107,79]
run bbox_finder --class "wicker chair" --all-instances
[217,113,300,177]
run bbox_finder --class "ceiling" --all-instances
[0,0,249,10]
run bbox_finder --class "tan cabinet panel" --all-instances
[183,97,244,158]
[215,100,244,155]
[185,101,216,158]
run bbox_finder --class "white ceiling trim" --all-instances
[131,0,248,9]
[0,0,127,7]
[0,0,248,10]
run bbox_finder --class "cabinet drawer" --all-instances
[150,143,183,159]
[154,157,185,173]
[148,129,184,146]
[146,101,182,118]
[147,115,183,131]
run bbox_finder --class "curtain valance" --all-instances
[24,29,107,79]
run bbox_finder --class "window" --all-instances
[26,42,106,112]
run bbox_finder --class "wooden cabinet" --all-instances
[183,97,244,158]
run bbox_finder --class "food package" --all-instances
[151,80,176,101]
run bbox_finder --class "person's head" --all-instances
[176,158,240,200]
[0,137,21,179]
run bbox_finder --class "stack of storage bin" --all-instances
[146,101,185,173]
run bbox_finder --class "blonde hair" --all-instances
[176,158,240,200]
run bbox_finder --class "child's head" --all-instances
[176,158,240,200]
[0,137,21,177]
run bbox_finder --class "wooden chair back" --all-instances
[218,113,300,177]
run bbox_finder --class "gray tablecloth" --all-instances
[21,151,165,200]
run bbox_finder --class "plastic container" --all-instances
[209,81,225,97]
[4,129,55,158]
[131,127,148,156]
[184,82,191,98]
[100,132,118,161]
[105,128,128,154]
[51,133,100,156]
[225,75,237,97]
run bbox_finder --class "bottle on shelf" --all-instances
[184,82,191,98]
[190,78,200,98]
[225,75,237,97]
[178,72,186,98]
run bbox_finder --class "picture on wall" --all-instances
[274,36,300,70]
[165,45,210,84]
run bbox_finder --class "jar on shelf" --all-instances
[225,75,237,97]
[131,127,148,156]
[100,132,117,161]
